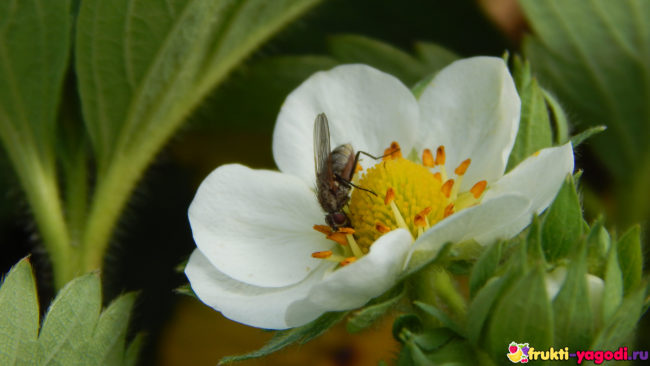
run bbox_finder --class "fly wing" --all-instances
[313,113,332,180]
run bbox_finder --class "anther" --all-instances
[454,159,471,176]
[313,225,332,235]
[326,232,348,246]
[444,203,455,218]
[422,149,435,167]
[470,180,487,199]
[337,227,355,235]
[340,257,357,266]
[414,214,427,228]
[375,222,391,233]
[384,187,395,205]
[435,146,446,165]
[441,179,455,198]
[432,172,442,182]
[383,141,402,160]
[311,250,333,259]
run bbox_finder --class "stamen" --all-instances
[326,232,348,246]
[441,179,455,198]
[385,188,411,234]
[454,159,471,176]
[383,141,402,160]
[435,146,446,165]
[311,250,333,259]
[346,234,364,258]
[432,172,442,182]
[414,213,427,228]
[470,180,487,199]
[313,225,332,235]
[416,207,432,230]
[375,222,391,233]
[444,203,455,218]
[422,149,435,167]
[340,257,357,266]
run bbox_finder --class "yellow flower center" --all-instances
[311,142,488,267]
[348,158,445,249]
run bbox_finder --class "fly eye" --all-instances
[332,212,347,226]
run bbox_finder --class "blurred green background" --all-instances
[1,0,647,364]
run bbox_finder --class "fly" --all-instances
[313,113,395,230]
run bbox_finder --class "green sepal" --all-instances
[346,285,406,333]
[468,241,503,297]
[541,174,583,262]
[616,225,643,294]
[551,242,593,349]
[220,311,347,364]
[414,302,465,337]
[486,264,553,361]
[601,242,623,324]
[591,285,647,350]
[570,126,607,147]
[506,56,553,171]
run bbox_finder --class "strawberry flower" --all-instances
[185,57,574,329]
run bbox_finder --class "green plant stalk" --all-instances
[19,160,74,289]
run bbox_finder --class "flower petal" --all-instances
[273,64,420,184]
[406,194,530,270]
[189,164,332,288]
[479,143,574,240]
[417,57,520,190]
[185,250,332,330]
[285,229,412,327]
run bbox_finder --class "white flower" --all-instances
[185,57,574,329]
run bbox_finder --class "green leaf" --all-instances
[85,293,138,365]
[521,0,650,225]
[0,0,72,288]
[541,174,583,262]
[552,244,593,349]
[616,225,643,293]
[592,285,646,350]
[0,0,71,163]
[123,334,145,366]
[75,0,322,272]
[486,265,553,360]
[601,242,623,324]
[0,258,40,365]
[469,241,503,297]
[38,273,102,365]
[347,286,405,333]
[506,56,553,171]
[0,258,139,365]
[220,311,347,363]
[327,34,458,86]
